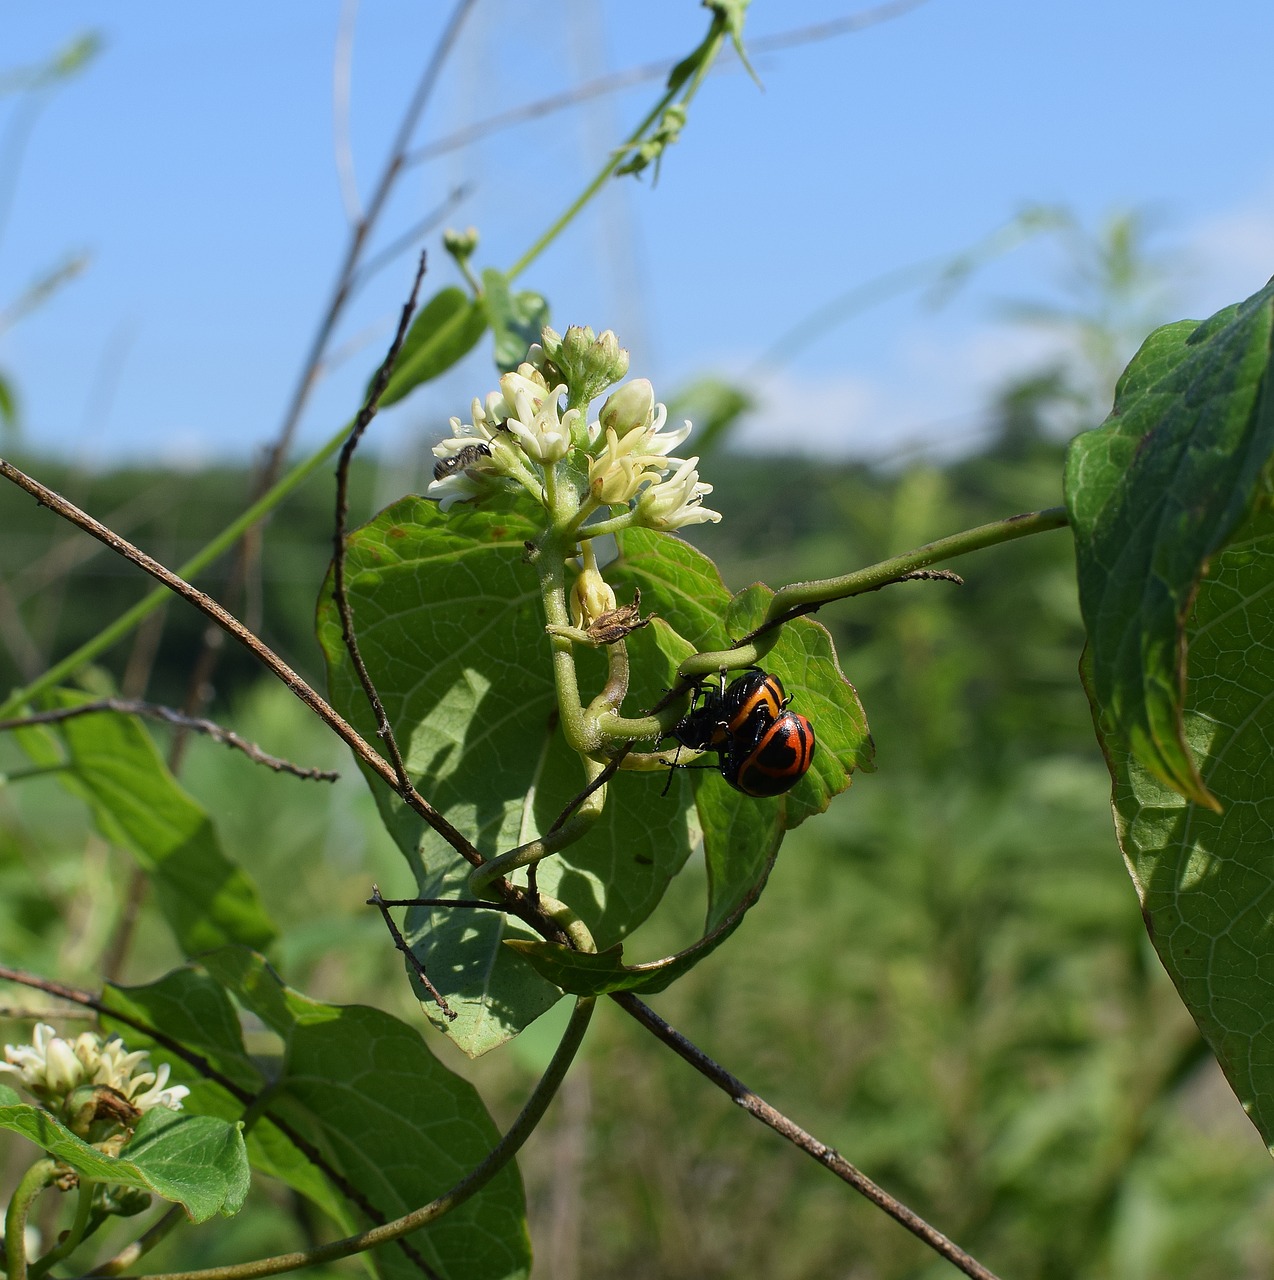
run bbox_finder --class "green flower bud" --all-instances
[600,379,656,437]
[442,226,479,262]
[543,325,630,405]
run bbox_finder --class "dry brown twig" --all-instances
[0,454,479,868]
[0,698,339,782]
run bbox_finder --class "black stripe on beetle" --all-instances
[672,669,789,753]
[722,710,815,797]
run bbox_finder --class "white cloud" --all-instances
[719,321,1074,462]
[720,184,1274,463]
[1180,190,1274,316]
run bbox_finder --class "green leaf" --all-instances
[317,502,697,1055]
[481,269,549,373]
[102,968,351,1228]
[119,1107,250,1218]
[376,286,488,409]
[1065,278,1274,807]
[13,694,276,954]
[0,1084,247,1222]
[511,551,873,997]
[1093,503,1274,1149]
[725,584,875,828]
[201,948,530,1280]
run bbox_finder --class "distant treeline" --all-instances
[0,418,1085,773]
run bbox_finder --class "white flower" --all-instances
[502,376,578,464]
[426,470,483,512]
[632,456,722,530]
[587,428,666,506]
[1,1023,188,1114]
[123,1061,189,1113]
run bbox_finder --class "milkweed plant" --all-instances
[3,4,1274,1279]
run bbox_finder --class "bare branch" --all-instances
[348,184,473,292]
[166,0,481,793]
[613,993,1003,1280]
[0,455,482,869]
[264,0,479,478]
[332,252,427,796]
[367,886,457,1021]
[0,699,339,783]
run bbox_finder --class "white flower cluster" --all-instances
[428,335,721,533]
[1,1023,189,1115]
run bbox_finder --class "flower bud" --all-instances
[599,379,656,438]
[545,325,630,404]
[442,226,479,262]
[571,567,618,630]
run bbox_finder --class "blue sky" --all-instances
[3,0,1274,468]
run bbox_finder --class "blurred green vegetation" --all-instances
[2,367,1273,1278]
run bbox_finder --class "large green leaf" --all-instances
[201,948,530,1280]
[103,968,353,1231]
[376,286,488,409]
[0,1084,247,1222]
[13,694,275,955]
[1065,278,1274,807]
[609,531,782,932]
[510,542,874,997]
[1093,503,1274,1148]
[317,501,698,1055]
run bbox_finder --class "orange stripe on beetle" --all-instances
[673,669,789,752]
[723,711,815,797]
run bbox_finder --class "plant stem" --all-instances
[86,1205,184,1277]
[28,1176,93,1280]
[614,994,1003,1280]
[594,506,1071,738]
[4,1159,56,1280]
[0,416,354,720]
[505,9,730,283]
[117,998,597,1280]
[505,83,673,283]
[762,506,1070,625]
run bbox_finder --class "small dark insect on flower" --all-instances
[432,443,492,481]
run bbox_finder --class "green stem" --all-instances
[5,1158,56,1280]
[28,1176,93,1280]
[762,506,1070,622]
[0,765,70,785]
[0,416,356,720]
[594,507,1071,740]
[538,524,593,753]
[506,87,674,283]
[506,9,729,282]
[468,756,609,903]
[86,1205,184,1277]
[129,997,597,1280]
[572,510,633,541]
